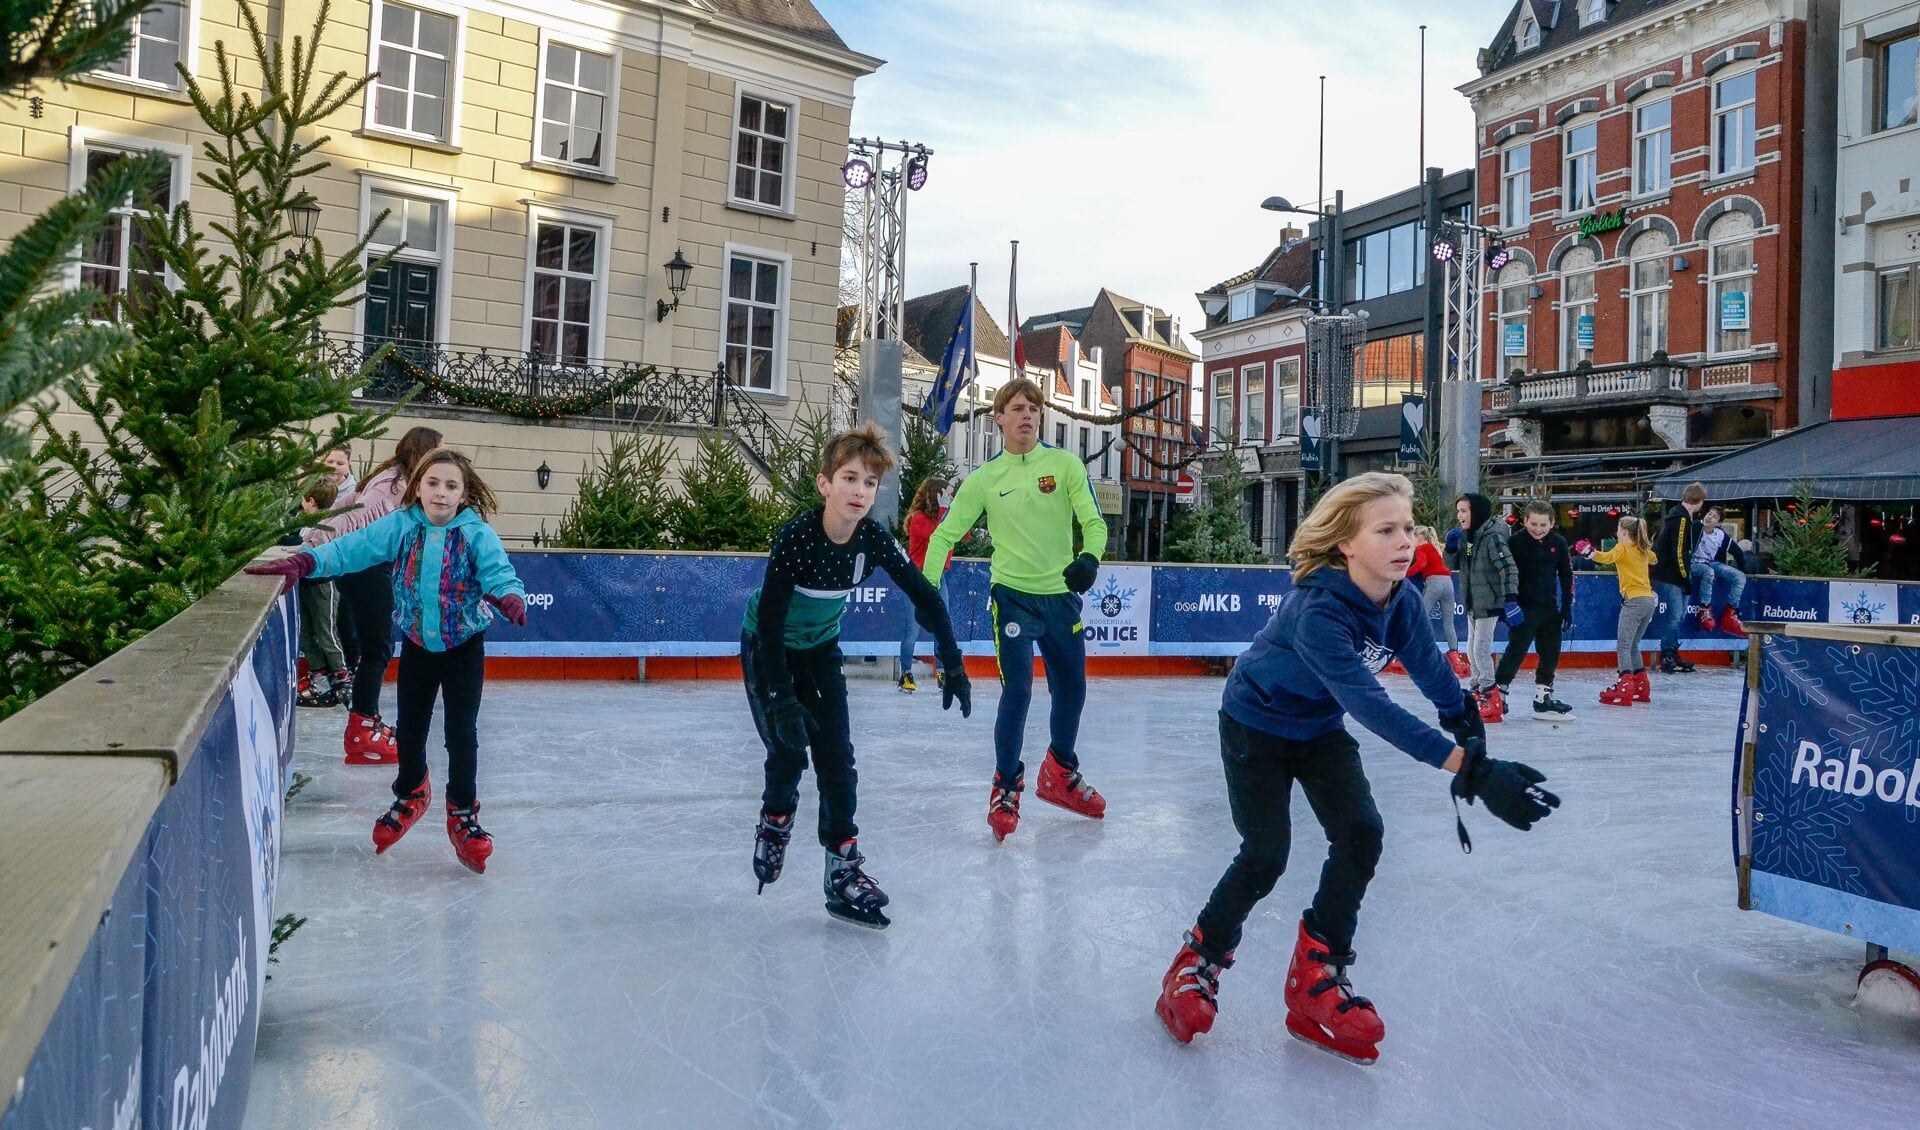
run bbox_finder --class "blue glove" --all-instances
[1502,599,1525,628]
[1445,528,1463,554]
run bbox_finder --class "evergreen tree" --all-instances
[1165,441,1265,564]
[670,429,779,551]
[1769,483,1863,579]
[763,405,831,527]
[546,433,677,550]
[0,1,390,716]
[0,0,153,94]
[896,411,956,532]
[1392,431,1449,531]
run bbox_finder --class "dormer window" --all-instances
[1581,0,1607,27]
[1518,13,1539,50]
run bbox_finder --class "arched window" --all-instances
[1518,13,1539,50]
[1627,230,1671,362]
[1559,245,1598,369]
[1707,212,1756,354]
[1496,260,1533,379]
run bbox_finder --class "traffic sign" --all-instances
[1175,473,1196,496]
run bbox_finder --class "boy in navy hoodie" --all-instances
[1152,472,1559,1064]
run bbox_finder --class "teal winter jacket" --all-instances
[304,506,524,651]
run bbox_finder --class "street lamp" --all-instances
[1260,195,1331,218]
[1262,190,1346,480]
[285,198,321,261]
[656,249,693,322]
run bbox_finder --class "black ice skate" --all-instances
[1658,650,1695,674]
[823,838,890,929]
[1531,687,1575,721]
[753,809,792,893]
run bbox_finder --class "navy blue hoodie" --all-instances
[1221,567,1463,768]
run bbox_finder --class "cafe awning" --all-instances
[1649,415,1920,502]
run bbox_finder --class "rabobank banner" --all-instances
[1739,630,1920,954]
[486,551,1918,659]
[2,595,297,1130]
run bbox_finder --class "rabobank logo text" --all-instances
[1791,742,1920,807]
[1762,605,1817,621]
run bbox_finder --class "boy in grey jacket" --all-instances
[1446,492,1522,722]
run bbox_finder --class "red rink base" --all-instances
[286,648,1740,682]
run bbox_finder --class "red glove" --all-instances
[1574,539,1594,556]
[244,552,316,593]
[486,593,527,627]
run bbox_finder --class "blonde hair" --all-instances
[1288,472,1415,582]
[820,421,896,478]
[1618,515,1652,555]
[992,378,1046,413]
[1413,524,1441,547]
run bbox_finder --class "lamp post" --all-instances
[285,198,321,262]
[656,249,693,321]
[1263,190,1345,482]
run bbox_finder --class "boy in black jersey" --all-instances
[741,423,973,928]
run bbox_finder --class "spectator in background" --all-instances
[897,476,954,692]
[296,482,353,707]
[1691,507,1748,639]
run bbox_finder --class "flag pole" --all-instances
[1419,24,1427,185]
[1008,240,1020,378]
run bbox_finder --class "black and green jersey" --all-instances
[924,443,1107,595]
[745,508,958,696]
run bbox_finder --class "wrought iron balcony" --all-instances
[316,335,787,471]
[1494,356,1692,416]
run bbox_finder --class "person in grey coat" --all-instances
[1446,492,1522,719]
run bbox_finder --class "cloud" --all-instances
[816,0,1491,335]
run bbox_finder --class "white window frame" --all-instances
[66,127,194,301]
[1240,363,1266,445]
[728,85,798,218]
[1627,232,1672,363]
[1518,13,1539,50]
[364,0,466,146]
[1275,357,1302,441]
[357,174,457,347]
[532,31,621,176]
[1559,247,1597,370]
[1633,98,1672,197]
[1494,262,1532,378]
[719,242,793,395]
[1211,369,1233,441]
[1877,265,1918,351]
[1712,68,1758,178]
[522,205,612,366]
[1502,143,1532,230]
[1706,215,1757,357]
[1877,32,1920,133]
[1563,118,1598,213]
[1580,0,1608,27]
[1228,286,1256,321]
[90,0,198,92]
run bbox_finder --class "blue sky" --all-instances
[813,0,1497,342]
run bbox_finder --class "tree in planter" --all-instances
[670,429,781,551]
[1768,482,1863,579]
[896,410,957,533]
[546,433,677,550]
[763,405,832,528]
[0,0,392,716]
[1164,433,1265,565]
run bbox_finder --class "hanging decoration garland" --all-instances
[382,352,658,420]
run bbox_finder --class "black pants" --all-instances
[741,630,857,848]
[1493,605,1563,689]
[394,632,486,807]
[336,563,394,717]
[1194,714,1384,955]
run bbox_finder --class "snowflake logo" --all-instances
[1840,590,1887,624]
[1095,574,1137,619]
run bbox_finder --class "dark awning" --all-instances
[1649,415,1920,501]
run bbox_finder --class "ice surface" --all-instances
[242,667,1920,1129]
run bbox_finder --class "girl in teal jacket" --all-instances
[250,449,526,873]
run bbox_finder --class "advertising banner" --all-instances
[1827,581,1901,626]
[1741,631,1920,953]
[1576,314,1595,351]
[1503,323,1527,357]
[1300,410,1321,473]
[1151,566,1293,654]
[1720,291,1750,332]
[1080,563,1152,656]
[1398,395,1425,462]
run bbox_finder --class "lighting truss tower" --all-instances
[844,138,932,344]
[1430,223,1501,501]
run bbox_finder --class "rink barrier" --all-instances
[0,572,296,1130]
[481,550,1920,669]
[1735,621,1920,957]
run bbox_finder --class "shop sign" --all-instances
[1578,208,1626,237]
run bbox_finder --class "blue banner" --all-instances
[1299,410,1321,473]
[1151,566,1294,654]
[1742,632,1920,952]
[1398,395,1425,463]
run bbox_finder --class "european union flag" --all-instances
[923,292,973,434]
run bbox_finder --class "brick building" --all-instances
[1459,0,1836,533]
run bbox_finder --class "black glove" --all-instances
[1439,688,1485,750]
[766,692,810,752]
[1063,552,1100,594]
[1451,738,1560,853]
[1560,605,1574,633]
[941,668,972,717]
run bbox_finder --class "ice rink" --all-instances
[242,665,1920,1129]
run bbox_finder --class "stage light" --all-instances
[1485,241,1511,271]
[906,153,929,191]
[842,158,874,189]
[1429,235,1458,263]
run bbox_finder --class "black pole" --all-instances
[1326,189,1345,482]
[1421,166,1445,406]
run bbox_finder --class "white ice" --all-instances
[242,666,1920,1129]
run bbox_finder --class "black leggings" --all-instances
[336,563,394,717]
[741,630,858,849]
[393,632,486,807]
[1194,714,1384,955]
[1494,605,1563,689]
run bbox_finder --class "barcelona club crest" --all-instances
[1037,475,1057,494]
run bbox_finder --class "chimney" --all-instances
[1281,226,1304,244]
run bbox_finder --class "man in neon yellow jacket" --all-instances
[923,378,1110,841]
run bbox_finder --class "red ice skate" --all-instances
[1035,748,1105,819]
[1284,919,1384,1064]
[1598,673,1635,707]
[1155,928,1233,1044]
[372,780,432,853]
[1383,659,1407,676]
[1698,609,1718,633]
[344,711,398,765]
[988,772,1022,841]
[1720,610,1747,639]
[446,802,493,873]
[1446,650,1471,678]
[1631,670,1651,702]
[1476,686,1506,724]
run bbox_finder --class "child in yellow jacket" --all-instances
[1577,516,1657,706]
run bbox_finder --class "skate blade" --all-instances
[825,902,889,929]
[1531,713,1575,722]
[1035,793,1105,819]
[1285,1014,1378,1065]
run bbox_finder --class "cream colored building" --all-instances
[6,0,878,541]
